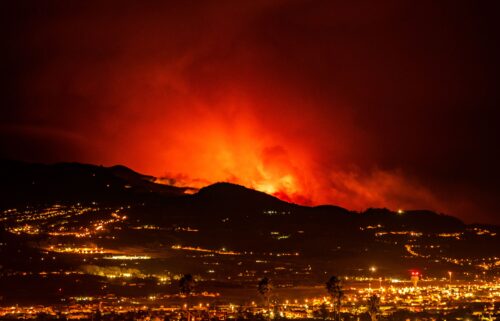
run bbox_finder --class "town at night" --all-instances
[1,1,499,320]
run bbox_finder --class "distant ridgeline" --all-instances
[0,159,469,233]
[0,159,498,280]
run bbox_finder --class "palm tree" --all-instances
[366,294,380,321]
[258,277,272,317]
[179,274,196,321]
[179,274,196,295]
[326,276,344,321]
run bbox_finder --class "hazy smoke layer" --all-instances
[1,1,499,223]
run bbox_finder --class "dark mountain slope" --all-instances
[0,159,467,236]
[0,159,186,206]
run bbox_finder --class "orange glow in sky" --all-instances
[3,1,498,223]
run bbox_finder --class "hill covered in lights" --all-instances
[0,160,498,304]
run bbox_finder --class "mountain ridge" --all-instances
[0,159,498,288]
[0,159,473,230]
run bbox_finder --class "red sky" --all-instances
[1,1,499,223]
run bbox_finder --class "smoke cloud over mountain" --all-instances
[1,1,499,223]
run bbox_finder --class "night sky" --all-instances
[1,1,499,224]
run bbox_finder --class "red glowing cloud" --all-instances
[2,1,499,223]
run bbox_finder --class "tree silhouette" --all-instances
[326,276,344,321]
[366,294,380,321]
[258,277,272,317]
[179,274,196,321]
[179,274,195,296]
